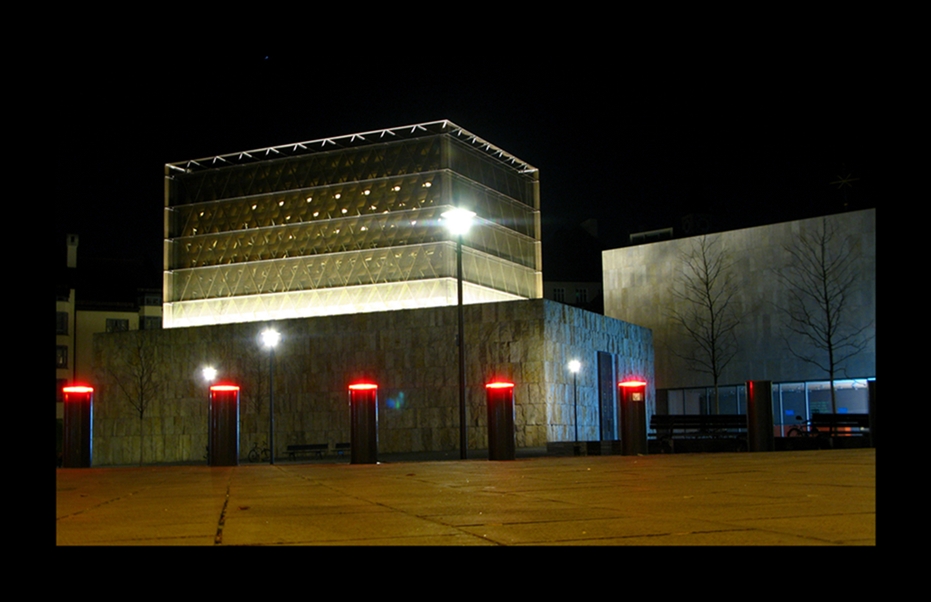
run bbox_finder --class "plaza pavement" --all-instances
[56,448,875,546]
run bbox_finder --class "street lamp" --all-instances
[202,366,218,465]
[442,207,475,460]
[568,359,581,449]
[261,328,280,465]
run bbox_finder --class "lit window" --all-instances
[56,312,68,335]
[56,346,68,368]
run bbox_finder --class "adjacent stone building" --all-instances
[602,209,875,425]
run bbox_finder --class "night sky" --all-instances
[51,42,871,284]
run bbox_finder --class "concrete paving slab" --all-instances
[56,448,875,546]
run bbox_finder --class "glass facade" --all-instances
[662,378,872,436]
[163,121,541,328]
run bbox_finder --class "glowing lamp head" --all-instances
[568,360,581,374]
[441,208,476,236]
[261,328,281,349]
[202,366,218,382]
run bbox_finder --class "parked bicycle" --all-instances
[248,440,272,463]
[786,416,821,437]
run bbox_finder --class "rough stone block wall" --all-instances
[91,300,653,465]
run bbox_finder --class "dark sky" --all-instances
[51,41,871,281]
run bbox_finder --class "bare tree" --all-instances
[669,235,740,414]
[777,217,872,424]
[109,333,160,465]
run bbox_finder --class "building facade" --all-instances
[163,120,542,328]
[91,300,653,464]
[603,209,875,428]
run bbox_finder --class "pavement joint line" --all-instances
[214,473,234,545]
[286,470,507,545]
[56,489,146,521]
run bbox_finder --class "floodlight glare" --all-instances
[442,208,476,235]
[261,328,281,349]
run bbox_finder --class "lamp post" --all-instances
[568,359,581,446]
[442,207,475,460]
[202,366,217,464]
[261,328,280,465]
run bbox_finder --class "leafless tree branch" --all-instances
[668,235,740,413]
[776,217,873,422]
[108,333,160,465]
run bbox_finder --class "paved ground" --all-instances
[56,448,875,545]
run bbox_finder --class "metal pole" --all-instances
[573,372,579,443]
[269,349,275,465]
[457,235,467,460]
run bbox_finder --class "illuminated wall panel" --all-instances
[165,121,541,328]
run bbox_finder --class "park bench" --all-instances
[809,413,870,435]
[650,414,748,453]
[287,443,328,460]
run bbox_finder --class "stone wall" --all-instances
[91,299,653,465]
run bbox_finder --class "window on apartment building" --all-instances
[142,316,162,330]
[553,288,565,303]
[56,346,68,368]
[575,288,588,304]
[56,312,68,335]
[106,319,130,333]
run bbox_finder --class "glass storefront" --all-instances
[661,378,873,436]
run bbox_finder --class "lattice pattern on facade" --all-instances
[164,279,521,328]
[164,121,541,327]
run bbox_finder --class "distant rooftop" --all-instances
[166,120,538,175]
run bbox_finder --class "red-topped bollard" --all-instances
[209,384,240,466]
[349,383,378,464]
[747,380,774,452]
[62,385,94,467]
[486,381,516,461]
[619,380,648,456]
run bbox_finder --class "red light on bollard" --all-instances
[210,384,240,392]
[618,380,647,388]
[63,385,94,395]
[486,381,515,390]
[349,383,378,391]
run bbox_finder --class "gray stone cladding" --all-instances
[91,299,652,465]
[603,209,875,390]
